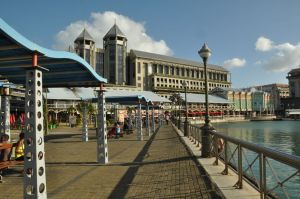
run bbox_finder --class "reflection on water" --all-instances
[212,121,300,198]
[213,121,300,156]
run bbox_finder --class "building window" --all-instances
[165,65,169,75]
[159,65,163,73]
[171,67,174,75]
[138,83,141,87]
[181,68,185,76]
[186,69,190,77]
[138,76,141,80]
[153,64,158,73]
[176,68,180,76]
[137,62,141,74]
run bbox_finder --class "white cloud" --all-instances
[256,36,300,72]
[255,36,273,51]
[223,58,246,69]
[53,11,173,55]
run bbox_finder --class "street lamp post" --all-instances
[182,81,189,136]
[198,43,214,157]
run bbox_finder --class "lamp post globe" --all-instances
[198,43,214,158]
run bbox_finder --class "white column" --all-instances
[0,94,10,142]
[152,106,155,133]
[97,87,108,164]
[137,103,143,141]
[146,104,150,136]
[24,69,47,198]
[82,102,88,142]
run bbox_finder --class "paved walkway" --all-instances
[0,125,223,199]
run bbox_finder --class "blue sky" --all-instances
[1,0,300,88]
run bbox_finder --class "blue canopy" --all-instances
[0,18,107,87]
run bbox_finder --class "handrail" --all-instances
[181,121,300,199]
[210,130,300,169]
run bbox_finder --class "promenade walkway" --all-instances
[0,125,223,199]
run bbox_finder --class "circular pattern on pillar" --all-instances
[26,152,32,161]
[38,137,43,145]
[37,100,41,107]
[37,112,42,119]
[28,90,32,96]
[37,90,41,96]
[39,183,45,193]
[26,137,33,147]
[28,79,33,86]
[27,124,34,132]
[38,167,44,176]
[27,112,33,119]
[38,151,43,160]
[30,71,34,77]
[26,167,33,177]
[26,185,34,195]
[27,100,34,107]
[37,72,41,78]
[37,124,42,132]
[37,81,41,87]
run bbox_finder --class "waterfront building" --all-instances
[211,87,252,115]
[253,83,289,113]
[281,68,300,114]
[72,24,231,99]
[211,87,273,116]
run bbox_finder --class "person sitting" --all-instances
[0,134,11,162]
[15,132,24,161]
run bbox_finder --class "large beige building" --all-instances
[72,24,231,98]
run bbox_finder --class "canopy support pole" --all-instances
[0,90,10,142]
[152,106,155,133]
[82,101,88,142]
[137,103,143,141]
[146,104,150,136]
[97,84,108,164]
[24,53,47,198]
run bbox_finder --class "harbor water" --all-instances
[213,121,300,199]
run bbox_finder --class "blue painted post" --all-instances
[82,101,88,142]
[137,103,143,141]
[146,104,150,136]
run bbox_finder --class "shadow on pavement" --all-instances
[107,128,159,199]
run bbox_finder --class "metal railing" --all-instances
[173,119,300,199]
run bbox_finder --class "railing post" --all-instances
[82,102,88,142]
[194,126,197,144]
[197,127,200,147]
[221,140,228,175]
[213,135,219,165]
[234,144,243,189]
[260,153,266,199]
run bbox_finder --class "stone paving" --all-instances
[0,125,223,199]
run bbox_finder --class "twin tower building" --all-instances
[73,24,231,97]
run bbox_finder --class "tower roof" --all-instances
[75,29,94,42]
[103,24,126,40]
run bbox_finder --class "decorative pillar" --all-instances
[0,88,10,142]
[97,84,108,164]
[24,54,47,198]
[146,104,150,136]
[82,102,88,142]
[137,102,143,141]
[152,106,155,133]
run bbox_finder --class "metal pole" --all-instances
[0,94,10,142]
[24,61,47,198]
[146,104,150,136]
[201,57,213,157]
[82,102,88,142]
[152,106,155,133]
[137,103,143,141]
[97,84,108,164]
[184,85,189,137]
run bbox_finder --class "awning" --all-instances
[0,18,106,87]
